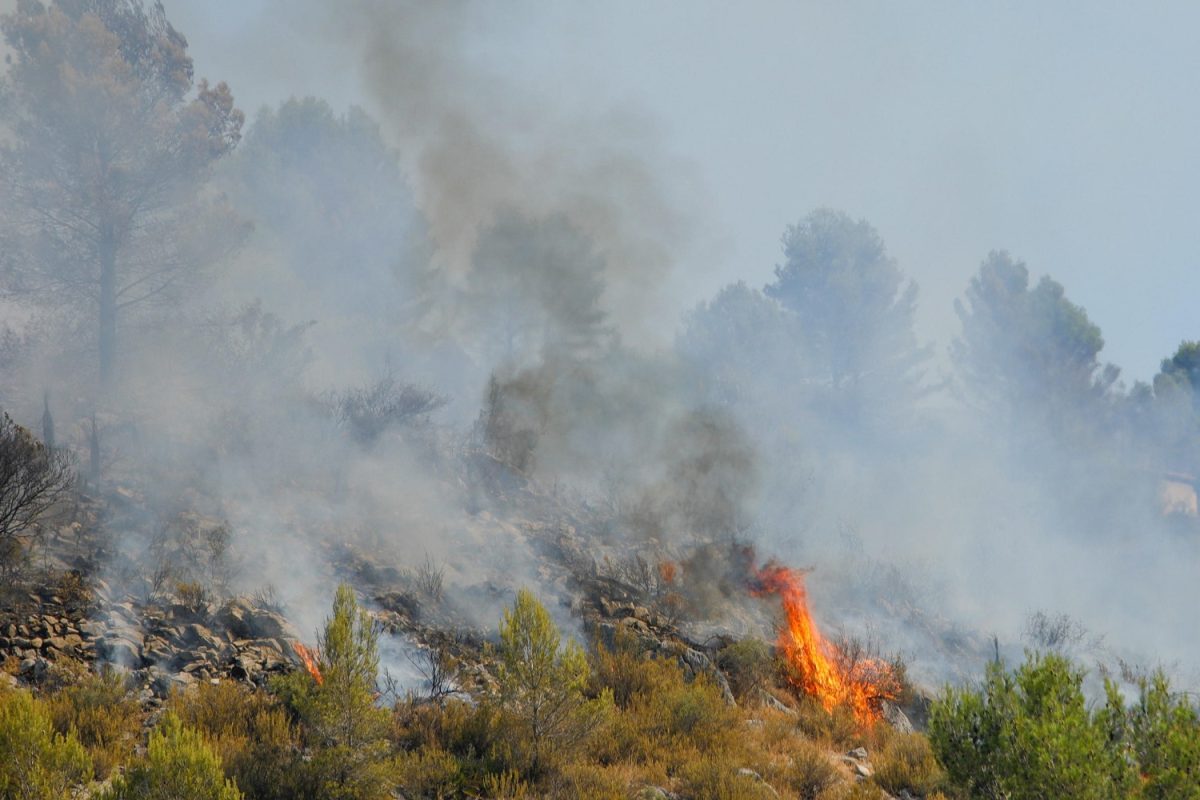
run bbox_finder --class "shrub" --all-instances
[0,687,92,799]
[395,746,462,799]
[546,762,628,800]
[871,732,943,796]
[677,755,779,800]
[929,652,1135,799]
[169,680,305,800]
[717,639,774,703]
[286,584,398,800]
[784,738,840,799]
[1115,672,1200,800]
[497,588,612,777]
[99,712,242,800]
[44,662,142,779]
[0,412,73,580]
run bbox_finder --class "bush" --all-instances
[44,662,142,779]
[871,732,943,796]
[0,412,73,580]
[677,756,779,800]
[784,738,840,799]
[929,652,1134,799]
[169,680,305,800]
[717,639,774,703]
[395,746,462,799]
[546,762,628,800]
[0,687,92,799]
[99,712,242,800]
[497,588,612,777]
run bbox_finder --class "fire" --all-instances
[292,641,323,685]
[751,561,896,725]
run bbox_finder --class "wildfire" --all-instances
[292,641,323,685]
[751,561,896,725]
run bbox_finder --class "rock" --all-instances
[759,689,797,716]
[881,700,914,733]
[852,761,873,778]
[846,747,868,761]
[19,656,48,680]
[636,788,679,800]
[736,769,780,797]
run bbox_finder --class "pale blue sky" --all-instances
[166,0,1200,383]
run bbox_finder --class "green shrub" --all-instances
[100,712,242,800]
[0,687,92,799]
[929,652,1134,799]
[170,681,305,800]
[395,746,462,799]
[1113,672,1200,800]
[497,588,612,777]
[44,662,142,779]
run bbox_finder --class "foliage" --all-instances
[284,583,397,800]
[100,712,242,800]
[929,652,1136,799]
[169,680,305,800]
[870,732,944,797]
[717,638,775,702]
[0,686,92,799]
[677,756,779,800]
[320,374,446,446]
[0,0,246,383]
[497,588,612,777]
[951,251,1118,443]
[0,412,74,577]
[1114,672,1200,799]
[44,661,141,780]
[784,738,840,800]
[765,208,930,431]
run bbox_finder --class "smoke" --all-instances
[3,0,1199,699]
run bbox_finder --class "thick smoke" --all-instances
[1,1,1197,697]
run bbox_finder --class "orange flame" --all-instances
[292,641,323,685]
[658,560,678,585]
[752,561,896,725]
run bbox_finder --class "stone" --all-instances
[846,747,868,761]
[881,700,914,734]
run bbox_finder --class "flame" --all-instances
[658,560,678,585]
[751,561,896,725]
[292,641,323,685]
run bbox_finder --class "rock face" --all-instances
[0,580,303,700]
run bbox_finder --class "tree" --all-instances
[286,584,396,800]
[0,412,73,578]
[100,713,242,800]
[0,0,245,386]
[497,588,610,777]
[466,212,612,365]
[0,688,92,799]
[764,209,930,431]
[952,251,1118,442]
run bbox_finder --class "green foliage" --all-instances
[100,713,242,800]
[394,746,462,800]
[497,588,612,776]
[929,652,1136,799]
[677,756,778,800]
[44,662,141,780]
[952,251,1117,441]
[169,680,305,800]
[0,687,92,799]
[766,208,929,430]
[289,583,397,800]
[1115,673,1200,799]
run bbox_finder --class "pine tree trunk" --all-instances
[98,225,117,387]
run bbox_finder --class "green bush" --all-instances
[929,652,1134,799]
[395,745,462,799]
[497,588,612,777]
[170,680,306,800]
[44,661,142,779]
[100,712,242,800]
[0,687,92,799]
[1114,672,1200,800]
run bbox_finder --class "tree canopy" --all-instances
[0,0,244,386]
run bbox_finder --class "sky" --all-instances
[160,1,1200,383]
